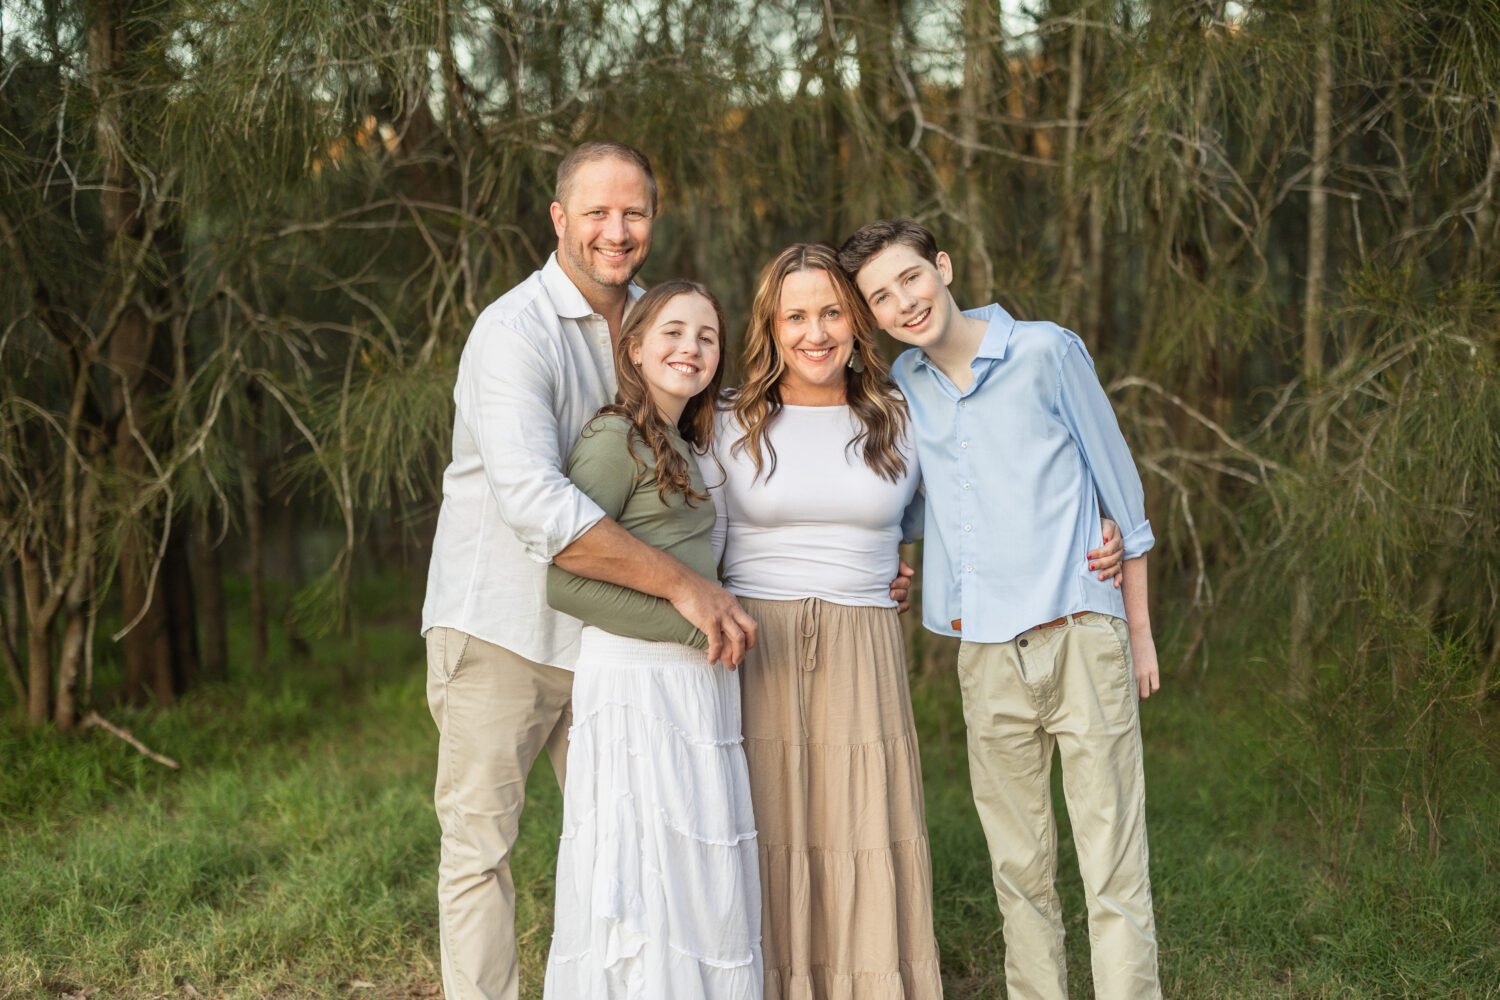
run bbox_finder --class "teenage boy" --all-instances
[840,219,1163,1000]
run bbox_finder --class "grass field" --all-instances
[3,578,1497,998]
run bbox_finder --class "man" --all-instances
[840,219,1163,1000]
[421,142,757,1000]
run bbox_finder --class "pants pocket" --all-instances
[956,640,980,689]
[1102,615,1135,699]
[1073,615,1135,717]
[429,627,473,683]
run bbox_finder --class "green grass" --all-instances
[3,581,1497,998]
[914,663,1500,1000]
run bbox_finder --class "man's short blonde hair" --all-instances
[555,141,658,213]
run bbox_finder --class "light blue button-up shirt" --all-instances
[892,303,1155,644]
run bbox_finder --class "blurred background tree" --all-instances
[1,0,1495,865]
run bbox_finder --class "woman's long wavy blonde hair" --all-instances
[730,243,908,483]
[595,280,726,505]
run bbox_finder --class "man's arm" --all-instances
[545,420,710,654]
[550,417,756,666]
[464,321,756,664]
[460,318,607,563]
[1121,556,1159,699]
[553,522,756,666]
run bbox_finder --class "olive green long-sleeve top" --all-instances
[546,414,713,650]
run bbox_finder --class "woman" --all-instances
[543,281,762,1000]
[710,244,943,999]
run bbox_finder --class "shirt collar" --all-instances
[968,303,1017,361]
[913,302,1017,372]
[540,252,645,321]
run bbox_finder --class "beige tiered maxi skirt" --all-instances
[738,597,944,1000]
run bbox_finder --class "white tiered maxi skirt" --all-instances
[544,627,763,1000]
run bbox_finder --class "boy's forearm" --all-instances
[1121,555,1153,640]
[1121,554,1162,697]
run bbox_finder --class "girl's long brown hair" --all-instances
[595,280,726,506]
[730,243,908,483]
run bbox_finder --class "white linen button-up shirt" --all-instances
[421,253,641,669]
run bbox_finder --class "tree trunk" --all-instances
[90,0,173,706]
[19,546,51,726]
[26,622,51,725]
[244,383,268,672]
[1471,114,1500,274]
[194,512,229,682]
[1,561,24,707]
[1290,0,1335,695]
[163,527,200,693]
[819,7,844,240]
[960,0,997,300]
[1058,4,1089,330]
[147,574,175,705]
[53,477,99,729]
[1303,0,1333,382]
[1084,177,1108,350]
[277,500,312,660]
[54,609,86,731]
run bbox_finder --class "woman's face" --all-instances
[773,267,854,405]
[629,292,721,417]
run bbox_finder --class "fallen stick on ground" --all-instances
[81,710,181,769]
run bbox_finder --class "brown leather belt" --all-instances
[949,611,1089,633]
[1033,611,1091,629]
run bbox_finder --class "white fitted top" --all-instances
[707,403,921,606]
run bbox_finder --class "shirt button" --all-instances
[960,441,969,449]
[962,482,972,490]
[964,564,973,573]
[964,523,973,532]
[960,400,967,408]
[1019,638,1029,648]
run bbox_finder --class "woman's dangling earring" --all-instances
[847,352,866,374]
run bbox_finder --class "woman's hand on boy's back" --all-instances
[1088,518,1125,588]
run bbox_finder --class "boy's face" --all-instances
[853,243,957,350]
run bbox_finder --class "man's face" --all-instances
[854,243,955,350]
[550,158,654,295]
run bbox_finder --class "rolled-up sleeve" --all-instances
[1054,339,1156,558]
[456,318,606,564]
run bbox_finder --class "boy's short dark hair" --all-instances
[837,218,939,278]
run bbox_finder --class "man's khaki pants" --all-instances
[426,627,572,1000]
[957,612,1161,1000]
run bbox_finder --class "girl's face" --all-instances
[773,267,855,405]
[629,292,722,418]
